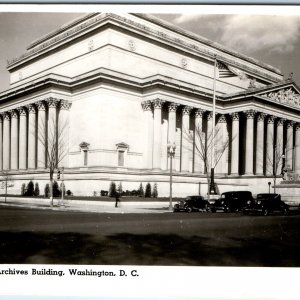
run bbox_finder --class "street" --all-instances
[0,206,300,266]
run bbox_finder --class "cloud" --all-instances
[219,15,300,53]
[172,14,300,53]
[174,14,206,24]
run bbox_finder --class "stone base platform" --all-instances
[275,183,300,205]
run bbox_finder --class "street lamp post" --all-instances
[167,142,176,211]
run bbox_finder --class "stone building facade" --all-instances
[0,13,300,198]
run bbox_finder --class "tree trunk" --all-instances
[50,176,54,207]
[273,177,277,193]
[5,178,7,203]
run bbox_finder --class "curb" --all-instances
[0,202,173,214]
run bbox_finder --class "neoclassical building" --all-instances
[0,13,300,198]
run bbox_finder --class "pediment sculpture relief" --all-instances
[260,87,300,108]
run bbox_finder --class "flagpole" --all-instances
[210,55,217,195]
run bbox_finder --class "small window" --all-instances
[84,150,88,166]
[79,141,90,167]
[118,150,125,167]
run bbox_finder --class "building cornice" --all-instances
[1,68,299,115]
[0,68,219,103]
[6,13,282,83]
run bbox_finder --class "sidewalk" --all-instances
[0,197,173,214]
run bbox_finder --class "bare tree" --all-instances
[185,123,231,200]
[0,170,14,203]
[37,116,69,206]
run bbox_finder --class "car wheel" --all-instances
[211,208,216,213]
[186,207,193,213]
[243,210,248,215]
[263,209,269,216]
[224,207,230,213]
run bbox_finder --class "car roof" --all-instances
[222,191,252,194]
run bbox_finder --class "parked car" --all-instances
[173,196,210,213]
[211,191,253,213]
[243,193,289,216]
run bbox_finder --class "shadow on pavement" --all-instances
[0,231,300,266]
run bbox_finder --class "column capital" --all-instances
[60,100,72,111]
[230,112,240,121]
[9,110,18,118]
[36,101,47,111]
[182,106,193,115]
[287,120,296,128]
[18,107,27,116]
[27,103,37,114]
[207,111,213,120]
[277,118,285,126]
[141,100,152,111]
[245,110,256,119]
[3,112,10,120]
[257,112,267,121]
[267,115,276,124]
[195,108,205,118]
[218,114,227,123]
[46,97,60,108]
[168,102,179,113]
[152,98,165,109]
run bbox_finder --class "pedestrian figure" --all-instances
[115,192,120,208]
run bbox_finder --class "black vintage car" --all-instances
[243,193,289,216]
[173,196,210,213]
[211,191,253,213]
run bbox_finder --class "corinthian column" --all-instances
[217,114,228,175]
[168,103,179,145]
[18,107,27,170]
[37,101,46,169]
[286,121,295,170]
[3,113,10,170]
[142,101,153,169]
[10,110,19,170]
[207,111,213,170]
[27,104,37,169]
[256,113,266,175]
[245,110,256,175]
[276,118,285,175]
[168,103,179,171]
[58,100,72,168]
[47,98,59,168]
[194,109,205,173]
[181,106,192,172]
[152,99,164,170]
[230,112,239,175]
[0,116,3,171]
[295,124,300,175]
[266,115,275,175]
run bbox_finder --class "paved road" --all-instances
[0,206,300,266]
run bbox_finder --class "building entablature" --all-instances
[0,68,221,105]
[140,99,300,127]
[6,13,282,84]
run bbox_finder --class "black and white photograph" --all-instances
[0,4,300,299]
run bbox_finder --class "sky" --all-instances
[1,11,300,92]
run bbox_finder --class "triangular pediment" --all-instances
[224,79,300,109]
[256,82,300,108]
